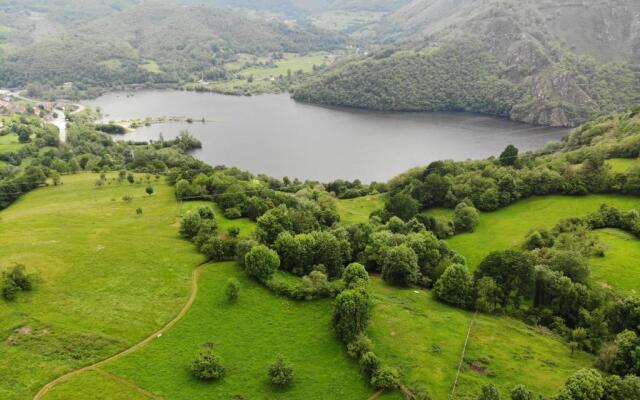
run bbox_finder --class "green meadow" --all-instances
[45,262,375,400]
[434,195,640,269]
[0,132,23,154]
[369,279,593,400]
[591,228,640,295]
[336,194,385,225]
[0,173,203,399]
[606,158,640,173]
[180,201,256,238]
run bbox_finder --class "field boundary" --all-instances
[93,367,162,399]
[450,311,478,396]
[33,263,208,400]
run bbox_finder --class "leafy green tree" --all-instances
[603,374,640,400]
[180,211,201,239]
[268,358,293,387]
[435,264,473,307]
[556,369,604,400]
[386,192,420,221]
[244,245,280,281]
[499,144,518,166]
[476,250,535,304]
[255,205,293,245]
[371,366,400,390]
[145,185,154,196]
[197,205,215,220]
[381,245,419,286]
[333,289,370,343]
[453,202,480,233]
[550,251,590,284]
[478,384,500,400]
[510,384,533,400]
[343,263,369,289]
[191,344,225,381]
[476,276,501,313]
[201,237,225,261]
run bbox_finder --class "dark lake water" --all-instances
[83,90,569,182]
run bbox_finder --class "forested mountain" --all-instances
[193,0,410,16]
[295,0,640,127]
[0,2,342,96]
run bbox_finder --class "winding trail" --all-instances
[33,263,208,400]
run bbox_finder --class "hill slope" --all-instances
[0,2,342,95]
[295,0,640,127]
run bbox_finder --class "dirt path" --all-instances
[33,263,207,400]
[93,368,161,399]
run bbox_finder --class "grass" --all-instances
[0,173,203,400]
[591,228,640,295]
[336,194,385,225]
[434,195,640,269]
[606,158,640,173]
[47,262,375,400]
[179,200,256,238]
[43,370,148,400]
[0,132,23,154]
[369,278,593,399]
[140,60,161,74]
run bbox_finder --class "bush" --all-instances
[201,237,226,261]
[226,279,240,303]
[224,207,242,219]
[333,289,370,343]
[370,366,400,389]
[145,185,154,196]
[478,384,500,400]
[510,384,533,400]
[197,205,216,220]
[268,358,293,387]
[180,211,202,239]
[359,351,381,376]
[190,345,225,381]
[244,245,280,281]
[434,264,473,307]
[343,263,369,289]
[453,202,480,233]
[347,334,372,359]
[381,245,419,286]
[2,265,33,301]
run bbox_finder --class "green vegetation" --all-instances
[369,278,594,399]
[0,173,203,400]
[0,132,23,154]
[592,229,640,295]
[606,158,640,173]
[180,201,256,238]
[336,194,385,225]
[439,195,640,269]
[47,262,373,400]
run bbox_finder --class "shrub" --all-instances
[145,185,154,196]
[343,263,369,289]
[510,384,533,400]
[478,384,500,400]
[224,207,242,219]
[359,351,380,376]
[268,358,293,387]
[201,237,226,261]
[333,289,370,343]
[236,238,257,267]
[180,211,202,239]
[370,366,400,389]
[226,279,240,303]
[434,264,473,307]
[381,245,419,286]
[453,202,480,233]
[190,345,225,381]
[2,265,33,301]
[347,334,372,359]
[244,245,280,281]
[227,227,240,238]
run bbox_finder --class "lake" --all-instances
[83,90,568,182]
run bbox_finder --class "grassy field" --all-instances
[434,195,640,269]
[369,279,593,400]
[45,262,376,400]
[180,200,256,238]
[591,228,640,295]
[0,132,23,154]
[0,173,203,400]
[607,158,640,173]
[336,194,385,225]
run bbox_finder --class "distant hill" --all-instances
[295,0,640,127]
[191,0,410,16]
[0,2,342,95]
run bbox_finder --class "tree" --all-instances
[556,369,604,400]
[476,250,535,304]
[244,245,280,281]
[550,251,590,284]
[453,202,480,233]
[268,358,293,387]
[476,276,501,313]
[201,237,225,261]
[226,279,240,302]
[343,263,369,289]
[371,366,400,390]
[500,144,518,166]
[381,245,419,286]
[255,205,293,245]
[510,384,533,400]
[386,192,420,221]
[190,344,225,381]
[333,289,370,343]
[478,384,500,400]
[127,173,135,184]
[604,374,640,400]
[435,264,473,308]
[180,211,201,239]
[145,185,154,196]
